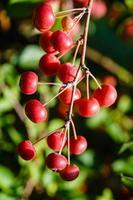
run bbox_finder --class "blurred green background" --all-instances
[0,0,133,199]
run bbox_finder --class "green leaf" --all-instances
[118,95,132,113]
[119,142,133,154]
[0,193,15,200]
[86,109,108,128]
[124,0,133,10]
[78,150,95,167]
[121,174,133,189]
[96,188,113,200]
[9,0,41,4]
[0,166,15,191]
[112,156,133,176]
[18,45,43,69]
[47,119,64,132]
[106,123,129,143]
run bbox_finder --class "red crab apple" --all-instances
[19,71,38,95]
[34,3,55,32]
[59,87,81,105]
[25,99,48,123]
[70,135,88,155]
[123,20,133,38]
[60,164,80,181]
[76,98,100,117]
[39,54,60,76]
[51,30,73,54]
[93,84,117,107]
[47,131,66,151]
[58,63,82,83]
[39,31,56,53]
[17,140,36,160]
[91,0,107,19]
[61,16,74,32]
[57,103,69,118]
[46,153,67,171]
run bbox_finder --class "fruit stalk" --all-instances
[67,0,94,122]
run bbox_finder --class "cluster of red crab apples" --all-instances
[17,2,117,181]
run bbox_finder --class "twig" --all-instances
[33,126,64,145]
[70,119,77,140]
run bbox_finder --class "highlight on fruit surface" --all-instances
[34,3,55,32]
[25,99,48,123]
[59,164,80,181]
[17,140,36,160]
[19,71,38,95]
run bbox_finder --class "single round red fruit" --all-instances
[25,99,48,123]
[46,153,67,171]
[93,84,117,107]
[76,98,100,117]
[57,103,69,118]
[39,54,60,76]
[59,87,81,105]
[47,131,66,151]
[70,135,87,155]
[17,140,36,160]
[102,76,117,87]
[60,164,80,181]
[34,3,55,32]
[58,63,81,83]
[123,20,133,38]
[20,71,38,95]
[61,16,74,32]
[51,30,73,53]
[39,31,56,53]
[91,0,107,19]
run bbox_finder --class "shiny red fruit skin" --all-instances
[93,84,117,107]
[58,63,81,83]
[34,3,55,32]
[39,31,56,53]
[70,136,87,155]
[59,87,81,105]
[39,54,60,76]
[51,31,73,54]
[76,98,100,117]
[47,131,66,151]
[25,99,48,123]
[57,103,69,118]
[17,140,36,160]
[20,71,38,95]
[60,164,80,181]
[46,153,67,171]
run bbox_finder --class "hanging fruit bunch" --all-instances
[17,0,117,181]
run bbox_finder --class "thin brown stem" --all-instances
[43,84,72,106]
[33,126,64,145]
[67,123,70,165]
[38,82,64,87]
[67,11,85,36]
[80,0,94,66]
[72,39,82,65]
[56,8,85,18]
[59,126,68,155]
[67,1,94,122]
[86,72,90,99]
[70,119,77,140]
[89,71,102,89]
